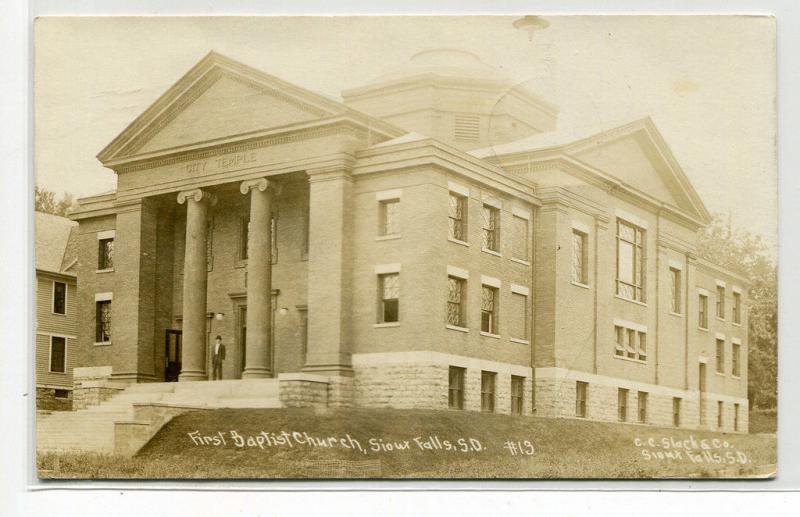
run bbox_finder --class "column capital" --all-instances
[240,177,281,196]
[177,188,217,206]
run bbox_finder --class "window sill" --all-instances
[698,326,709,332]
[448,238,470,248]
[235,260,247,269]
[373,322,400,328]
[481,248,502,258]
[715,371,726,377]
[93,341,112,347]
[480,331,501,339]
[732,375,742,380]
[510,338,530,345]
[375,234,401,241]
[48,370,67,375]
[732,322,742,327]
[614,294,647,307]
[613,354,647,365]
[571,281,590,290]
[95,268,114,274]
[446,324,469,333]
[669,311,683,318]
[716,317,726,322]
[50,311,67,317]
[510,258,530,267]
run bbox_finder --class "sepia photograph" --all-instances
[32,15,777,480]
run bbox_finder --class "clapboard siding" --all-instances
[36,274,77,335]
[35,333,76,388]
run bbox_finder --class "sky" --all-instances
[34,16,776,246]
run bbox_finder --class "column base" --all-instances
[242,367,272,379]
[178,370,208,382]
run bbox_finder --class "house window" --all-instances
[732,342,741,377]
[717,401,724,429]
[448,193,467,242]
[49,336,66,373]
[448,366,465,409]
[616,219,645,302]
[618,388,629,422]
[95,300,112,343]
[614,324,647,361]
[481,204,500,252]
[378,273,400,323]
[447,276,466,327]
[480,285,498,334]
[699,294,709,329]
[52,281,66,315]
[637,391,648,423]
[733,292,742,324]
[716,285,725,319]
[454,113,480,141]
[673,397,682,427]
[510,292,528,341]
[669,267,681,314]
[572,229,588,284]
[98,237,114,270]
[716,338,725,374]
[734,403,740,431]
[54,389,69,399]
[576,381,588,417]
[511,215,529,261]
[511,376,524,415]
[379,198,400,236]
[481,371,496,412]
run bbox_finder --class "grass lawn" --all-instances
[749,408,777,434]
[38,407,776,480]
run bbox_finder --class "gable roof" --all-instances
[35,211,78,276]
[97,51,403,166]
[470,117,711,224]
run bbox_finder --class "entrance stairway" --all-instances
[37,379,281,454]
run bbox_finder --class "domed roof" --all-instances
[369,48,511,85]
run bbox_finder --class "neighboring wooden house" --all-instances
[35,211,78,410]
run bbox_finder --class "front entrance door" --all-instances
[165,330,182,382]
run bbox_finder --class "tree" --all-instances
[697,214,777,409]
[35,186,77,217]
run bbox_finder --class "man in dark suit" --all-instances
[211,335,226,380]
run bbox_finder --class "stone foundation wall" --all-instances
[278,373,329,408]
[534,367,748,432]
[327,376,355,408]
[73,385,123,410]
[36,387,73,411]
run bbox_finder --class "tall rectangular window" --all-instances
[239,216,250,260]
[49,336,66,373]
[673,397,682,427]
[481,204,500,252]
[614,325,625,357]
[447,276,466,327]
[480,285,498,334]
[52,281,66,315]
[379,199,400,236]
[511,376,524,415]
[448,193,467,242]
[616,219,645,302]
[699,294,709,329]
[378,273,399,323]
[732,342,741,377]
[716,338,725,374]
[448,366,465,409]
[637,391,648,423]
[481,371,496,412]
[618,388,629,422]
[98,238,114,270]
[576,381,588,418]
[717,401,724,429]
[572,229,588,284]
[733,292,742,324]
[669,267,681,314]
[716,285,726,319]
[95,300,112,343]
[510,292,528,341]
[734,403,740,431]
[511,215,529,261]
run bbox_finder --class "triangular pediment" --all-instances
[565,119,711,223]
[98,51,350,163]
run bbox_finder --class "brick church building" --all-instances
[67,49,749,432]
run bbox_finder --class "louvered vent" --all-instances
[454,114,481,141]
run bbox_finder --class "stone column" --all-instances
[240,178,274,378]
[177,188,216,381]
[303,166,354,376]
